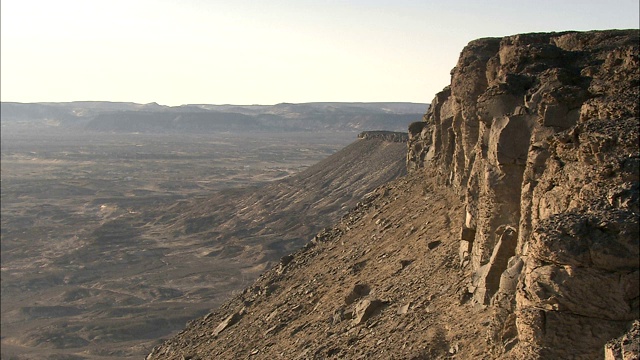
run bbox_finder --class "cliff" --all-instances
[407,29,639,359]
[148,30,639,359]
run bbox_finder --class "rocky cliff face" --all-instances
[407,29,639,358]
[148,30,638,359]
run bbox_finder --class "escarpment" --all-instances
[408,29,639,358]
[358,130,409,142]
[149,30,638,360]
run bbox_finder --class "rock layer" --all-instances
[407,29,639,358]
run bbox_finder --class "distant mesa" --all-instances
[1,101,429,134]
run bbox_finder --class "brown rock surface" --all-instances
[605,320,640,360]
[149,29,639,359]
[407,29,639,359]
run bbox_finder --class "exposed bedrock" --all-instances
[357,130,409,142]
[407,29,639,358]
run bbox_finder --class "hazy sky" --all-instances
[1,0,638,106]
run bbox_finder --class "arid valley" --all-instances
[1,102,424,359]
[2,0,639,356]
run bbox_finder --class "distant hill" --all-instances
[0,101,428,133]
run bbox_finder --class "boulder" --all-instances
[352,299,387,325]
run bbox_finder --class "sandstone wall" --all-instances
[407,30,639,359]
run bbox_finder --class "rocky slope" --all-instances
[147,133,409,269]
[148,30,639,359]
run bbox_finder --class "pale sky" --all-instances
[1,0,638,106]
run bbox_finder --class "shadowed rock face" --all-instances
[148,30,638,359]
[408,29,639,358]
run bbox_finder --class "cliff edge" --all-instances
[148,30,639,359]
[407,29,639,359]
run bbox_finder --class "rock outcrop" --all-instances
[148,30,638,359]
[408,29,639,358]
[358,130,409,142]
[605,320,640,360]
